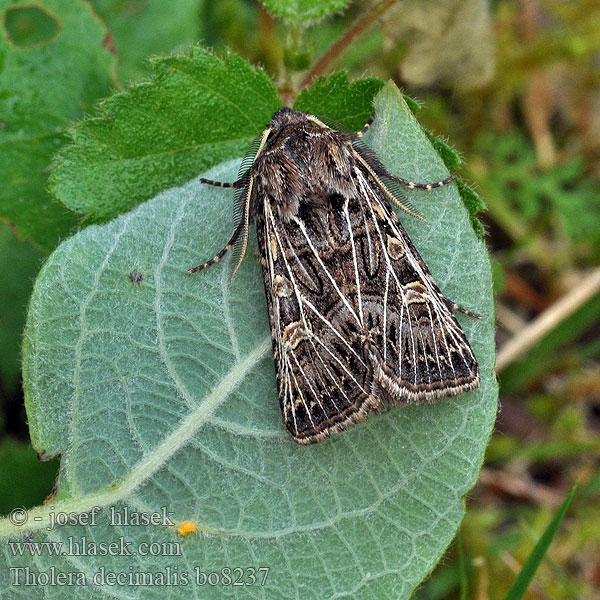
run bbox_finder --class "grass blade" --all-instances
[503,485,577,600]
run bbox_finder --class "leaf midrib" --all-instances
[0,335,271,537]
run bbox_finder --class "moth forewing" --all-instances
[192,107,480,445]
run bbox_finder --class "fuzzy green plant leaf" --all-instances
[1,82,496,599]
[0,0,116,250]
[424,130,461,173]
[294,72,421,130]
[456,180,487,239]
[50,47,282,223]
[422,132,487,239]
[294,71,384,131]
[261,0,349,22]
[404,95,421,115]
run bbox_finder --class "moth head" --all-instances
[269,107,309,129]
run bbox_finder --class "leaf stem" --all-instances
[300,0,401,88]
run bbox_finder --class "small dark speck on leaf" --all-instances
[129,271,144,284]
[23,532,35,544]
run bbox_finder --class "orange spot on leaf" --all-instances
[176,521,197,536]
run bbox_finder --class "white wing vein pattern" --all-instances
[357,168,475,383]
[260,161,477,436]
[266,202,370,429]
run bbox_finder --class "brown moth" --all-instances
[190,108,480,444]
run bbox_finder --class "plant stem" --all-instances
[496,268,600,372]
[300,0,401,88]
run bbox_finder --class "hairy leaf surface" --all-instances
[50,48,282,222]
[1,82,497,599]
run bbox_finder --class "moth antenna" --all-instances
[353,151,428,223]
[448,300,482,319]
[387,173,457,191]
[195,128,268,280]
[229,175,256,282]
[387,195,428,223]
[188,221,244,274]
[356,112,375,139]
[199,178,240,188]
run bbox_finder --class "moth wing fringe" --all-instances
[290,394,381,445]
[374,362,480,405]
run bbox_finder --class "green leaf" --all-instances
[421,131,487,238]
[424,130,461,173]
[404,94,421,115]
[90,0,203,83]
[502,486,577,600]
[50,47,282,223]
[3,4,60,46]
[0,0,117,250]
[294,71,384,131]
[0,223,45,389]
[261,0,349,22]
[4,81,496,599]
[456,179,487,238]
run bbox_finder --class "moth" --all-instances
[190,107,480,444]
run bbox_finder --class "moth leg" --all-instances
[445,298,482,319]
[188,221,244,274]
[199,177,239,188]
[356,112,375,139]
[387,172,457,191]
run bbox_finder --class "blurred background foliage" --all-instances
[1,0,599,598]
